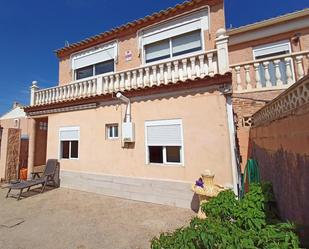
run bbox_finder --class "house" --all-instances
[23,0,238,208]
[20,0,309,208]
[0,103,32,181]
[228,8,309,170]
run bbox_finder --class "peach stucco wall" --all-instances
[0,117,29,136]
[45,89,233,186]
[58,2,225,85]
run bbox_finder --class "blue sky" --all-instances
[0,0,308,115]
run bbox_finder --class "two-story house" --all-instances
[23,0,238,208]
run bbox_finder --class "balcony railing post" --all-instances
[254,63,262,88]
[215,28,229,74]
[273,60,283,86]
[97,76,103,95]
[295,55,304,79]
[30,81,39,106]
[284,57,293,85]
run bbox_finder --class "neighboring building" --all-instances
[23,0,238,208]
[228,8,309,170]
[0,103,30,181]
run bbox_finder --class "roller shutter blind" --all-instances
[73,47,115,70]
[146,122,182,146]
[60,128,79,141]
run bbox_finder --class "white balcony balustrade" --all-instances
[231,51,309,93]
[30,50,222,106]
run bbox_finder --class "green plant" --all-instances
[151,183,300,249]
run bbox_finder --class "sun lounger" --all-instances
[5,159,59,200]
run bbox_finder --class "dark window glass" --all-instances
[149,146,163,163]
[71,141,79,158]
[61,141,70,159]
[166,146,181,163]
[113,125,118,138]
[95,60,114,75]
[76,65,93,80]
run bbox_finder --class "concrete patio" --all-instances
[0,187,193,249]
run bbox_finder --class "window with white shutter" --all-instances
[145,119,184,165]
[59,127,80,159]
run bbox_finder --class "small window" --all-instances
[106,124,119,139]
[145,119,183,165]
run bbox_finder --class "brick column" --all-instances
[27,118,36,179]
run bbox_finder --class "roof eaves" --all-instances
[227,8,309,36]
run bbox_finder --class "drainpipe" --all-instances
[225,93,240,196]
[116,92,131,122]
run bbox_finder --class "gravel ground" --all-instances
[0,186,193,249]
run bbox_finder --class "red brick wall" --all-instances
[233,90,283,171]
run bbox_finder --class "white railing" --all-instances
[231,51,309,93]
[31,50,219,106]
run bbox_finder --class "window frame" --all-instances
[142,29,204,66]
[139,8,208,66]
[59,126,80,160]
[252,40,295,85]
[106,123,119,140]
[144,119,184,166]
[71,40,118,81]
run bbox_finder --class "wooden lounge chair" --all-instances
[5,159,59,200]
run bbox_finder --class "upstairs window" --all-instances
[141,8,208,64]
[145,30,202,63]
[75,60,114,80]
[253,40,292,86]
[72,42,117,80]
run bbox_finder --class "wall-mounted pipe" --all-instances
[116,92,131,123]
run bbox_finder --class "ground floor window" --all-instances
[59,127,80,159]
[145,119,183,165]
[106,124,119,139]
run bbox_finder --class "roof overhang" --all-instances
[55,0,222,58]
[227,8,309,46]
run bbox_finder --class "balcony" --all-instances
[30,50,225,106]
[230,50,309,93]
[29,29,230,107]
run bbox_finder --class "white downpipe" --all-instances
[116,92,131,122]
[226,95,239,196]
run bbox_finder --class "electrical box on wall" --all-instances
[122,122,135,143]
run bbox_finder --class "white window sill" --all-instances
[147,162,184,167]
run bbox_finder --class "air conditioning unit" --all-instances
[122,122,135,143]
